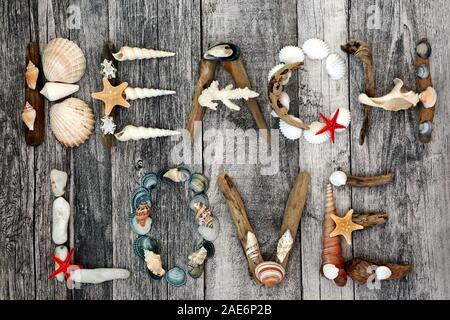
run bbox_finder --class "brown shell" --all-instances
[345,258,412,284]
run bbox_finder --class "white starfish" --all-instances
[100,116,117,135]
[100,59,117,79]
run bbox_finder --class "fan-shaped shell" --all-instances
[133,236,158,260]
[43,38,86,83]
[330,108,351,132]
[279,119,303,140]
[255,261,286,287]
[142,173,158,190]
[326,53,346,80]
[49,98,95,148]
[165,266,187,287]
[279,46,305,64]
[303,121,330,144]
[189,173,209,194]
[303,38,330,60]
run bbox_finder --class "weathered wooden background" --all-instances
[1,0,449,300]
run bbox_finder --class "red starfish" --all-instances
[48,247,83,282]
[315,109,346,143]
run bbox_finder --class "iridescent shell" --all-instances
[303,121,330,144]
[416,64,429,80]
[279,46,305,64]
[130,187,152,212]
[129,213,152,235]
[159,165,192,183]
[165,266,187,287]
[189,193,209,211]
[303,38,330,60]
[189,173,209,194]
[133,236,158,260]
[142,173,158,190]
[416,40,432,59]
[419,121,433,137]
[198,218,220,242]
[204,43,240,61]
[255,261,286,287]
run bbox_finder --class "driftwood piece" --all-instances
[101,41,119,148]
[415,38,435,144]
[341,40,375,145]
[187,59,217,142]
[25,42,45,146]
[346,258,412,284]
[346,172,395,187]
[352,212,388,228]
[222,57,271,143]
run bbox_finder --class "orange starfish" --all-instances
[329,209,364,245]
[91,77,129,116]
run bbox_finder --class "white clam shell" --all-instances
[330,108,351,132]
[268,64,292,85]
[329,171,347,187]
[375,266,392,280]
[271,92,290,118]
[50,98,95,148]
[52,197,70,245]
[43,38,86,83]
[303,121,330,144]
[323,263,339,280]
[326,53,347,80]
[279,46,305,64]
[279,119,303,140]
[302,38,330,60]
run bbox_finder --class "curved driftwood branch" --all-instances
[352,212,388,228]
[345,258,412,284]
[346,172,395,187]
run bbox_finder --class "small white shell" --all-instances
[268,64,292,85]
[419,86,437,108]
[279,46,305,64]
[302,38,330,60]
[375,266,392,280]
[323,263,339,280]
[52,197,70,245]
[40,82,79,101]
[271,92,290,118]
[279,119,303,140]
[326,53,346,80]
[330,108,351,132]
[303,121,330,144]
[329,171,347,187]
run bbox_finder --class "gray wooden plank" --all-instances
[202,0,302,299]
[0,0,36,300]
[296,0,353,300]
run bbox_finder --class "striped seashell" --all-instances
[245,231,261,264]
[124,87,176,100]
[113,46,175,61]
[255,261,286,287]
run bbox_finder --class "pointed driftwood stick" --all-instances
[187,59,217,142]
[101,41,118,148]
[222,57,271,144]
[25,42,45,146]
[352,212,388,228]
[346,172,395,187]
[346,258,412,284]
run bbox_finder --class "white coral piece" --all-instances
[100,116,117,135]
[100,59,117,79]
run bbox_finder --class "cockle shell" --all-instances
[22,102,36,131]
[50,98,95,148]
[162,166,192,183]
[43,38,86,83]
[54,245,68,282]
[279,46,305,64]
[255,261,286,287]
[326,53,346,80]
[188,247,208,266]
[279,119,303,140]
[144,250,165,277]
[26,61,39,90]
[124,87,176,100]
[358,78,420,111]
[189,173,209,194]
[70,268,130,284]
[113,47,175,61]
[375,266,392,280]
[40,82,79,101]
[50,169,68,197]
[303,38,330,60]
[419,87,437,108]
[329,171,347,187]
[303,121,330,144]
[276,229,294,264]
[245,231,261,264]
[330,108,351,132]
[52,197,70,245]
[133,236,158,260]
[165,266,187,287]
[268,64,292,85]
[115,125,181,142]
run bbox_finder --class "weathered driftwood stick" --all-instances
[415,38,435,144]
[187,59,217,142]
[25,42,45,146]
[346,172,395,187]
[341,40,375,145]
[345,258,412,284]
[222,57,271,144]
[101,41,118,148]
[217,173,264,282]
[278,171,310,269]
[352,212,388,228]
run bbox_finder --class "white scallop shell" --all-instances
[330,107,351,132]
[303,121,330,144]
[326,53,346,80]
[329,171,347,187]
[279,46,305,64]
[302,38,330,60]
[43,38,86,83]
[279,119,303,140]
[50,98,95,148]
[270,91,290,118]
[268,64,292,85]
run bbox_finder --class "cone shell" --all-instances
[255,261,286,287]
[50,98,95,148]
[22,102,36,131]
[419,87,437,108]
[330,108,351,132]
[279,46,305,64]
[326,53,346,80]
[303,121,330,144]
[25,61,39,90]
[43,38,86,83]
[40,82,79,101]
[279,119,303,140]
[303,38,330,60]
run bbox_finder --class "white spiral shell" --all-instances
[279,119,303,140]
[114,125,181,142]
[279,46,305,64]
[124,87,176,100]
[113,47,175,61]
[326,53,347,80]
[303,121,330,144]
[302,38,330,60]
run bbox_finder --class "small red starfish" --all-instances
[315,109,346,143]
[48,247,83,282]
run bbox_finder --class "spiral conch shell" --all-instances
[114,125,181,142]
[124,87,176,100]
[113,47,175,61]
[22,102,36,131]
[50,98,95,148]
[245,231,261,264]
[26,61,39,90]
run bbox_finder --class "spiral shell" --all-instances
[25,61,39,90]
[115,125,181,142]
[303,121,330,144]
[50,98,95,148]
[124,87,176,100]
[22,102,36,131]
[245,231,261,264]
[279,46,305,64]
[43,38,86,83]
[326,53,346,80]
[255,261,286,287]
[303,38,330,60]
[113,47,175,61]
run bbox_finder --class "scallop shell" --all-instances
[255,261,286,287]
[326,53,346,80]
[198,218,220,242]
[22,102,36,131]
[303,38,330,60]
[26,61,39,90]
[165,266,187,287]
[160,165,192,183]
[142,173,158,190]
[268,64,292,85]
[133,236,158,260]
[40,82,79,101]
[271,92,290,118]
[330,108,351,131]
[329,171,347,187]
[130,187,152,212]
[189,173,209,194]
[303,121,330,144]
[49,98,95,148]
[416,64,429,80]
[279,119,303,140]
[279,46,305,64]
[43,38,86,83]
[416,40,432,59]
[419,87,437,108]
